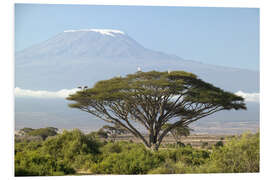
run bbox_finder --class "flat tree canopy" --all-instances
[67,71,246,150]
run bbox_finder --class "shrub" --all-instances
[197,132,259,173]
[214,140,224,147]
[148,160,193,174]
[160,146,210,166]
[91,142,164,174]
[15,151,74,176]
[15,129,101,176]
[27,127,58,140]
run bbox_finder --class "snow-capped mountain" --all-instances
[16,29,176,61]
[15,29,259,92]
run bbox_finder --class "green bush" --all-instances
[100,142,123,154]
[148,160,193,174]
[15,129,101,176]
[91,142,164,174]
[15,151,74,176]
[214,140,224,147]
[158,146,210,166]
[27,127,58,140]
[195,132,259,173]
[212,132,259,173]
[15,140,42,154]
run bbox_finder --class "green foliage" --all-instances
[15,150,74,176]
[42,129,101,161]
[15,129,101,176]
[15,130,259,176]
[214,140,224,147]
[206,132,259,173]
[148,146,210,174]
[148,160,193,174]
[15,140,42,155]
[159,146,210,166]
[91,142,164,174]
[149,132,259,174]
[20,127,34,133]
[26,127,58,140]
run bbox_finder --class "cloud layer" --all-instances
[14,87,260,102]
[235,91,259,103]
[15,87,80,98]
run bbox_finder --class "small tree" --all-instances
[97,129,109,139]
[162,123,192,144]
[27,127,58,140]
[67,71,246,151]
[215,141,224,148]
[101,124,129,142]
[20,127,34,134]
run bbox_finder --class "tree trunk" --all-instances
[147,131,159,151]
[149,143,159,151]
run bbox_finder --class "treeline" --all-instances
[15,128,259,176]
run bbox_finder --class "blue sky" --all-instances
[15,4,259,70]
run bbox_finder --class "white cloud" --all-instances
[235,91,259,103]
[14,87,260,103]
[15,87,80,98]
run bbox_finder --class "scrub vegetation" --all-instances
[15,129,259,176]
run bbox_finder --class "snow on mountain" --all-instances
[15,28,171,60]
[15,29,259,93]
[64,29,125,37]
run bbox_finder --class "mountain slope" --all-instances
[15,29,259,92]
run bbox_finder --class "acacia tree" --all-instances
[162,123,193,144]
[67,71,246,151]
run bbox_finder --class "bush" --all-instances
[91,142,164,174]
[196,132,259,173]
[159,146,210,166]
[27,127,58,140]
[148,160,193,174]
[214,140,224,147]
[15,140,42,154]
[15,151,74,176]
[15,129,101,176]
[100,142,123,154]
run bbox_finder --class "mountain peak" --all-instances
[63,29,125,37]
